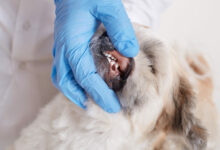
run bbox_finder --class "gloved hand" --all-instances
[52,0,139,113]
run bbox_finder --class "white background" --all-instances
[158,0,220,111]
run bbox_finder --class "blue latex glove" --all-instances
[52,0,139,113]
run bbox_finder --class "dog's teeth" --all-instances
[110,56,116,61]
[106,57,111,63]
[115,63,119,69]
[111,61,116,65]
[103,52,117,62]
[107,54,112,57]
[103,52,109,57]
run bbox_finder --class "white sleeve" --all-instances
[0,0,57,149]
[122,0,174,30]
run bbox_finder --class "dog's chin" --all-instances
[90,31,134,92]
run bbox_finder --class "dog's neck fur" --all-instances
[86,24,207,149]
[117,25,176,134]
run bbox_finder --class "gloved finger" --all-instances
[66,45,121,113]
[92,0,139,58]
[53,71,87,109]
[51,46,87,109]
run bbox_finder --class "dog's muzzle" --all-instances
[90,31,134,92]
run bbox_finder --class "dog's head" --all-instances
[89,24,207,150]
[90,25,173,113]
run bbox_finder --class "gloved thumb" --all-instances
[92,0,139,58]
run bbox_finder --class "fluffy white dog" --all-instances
[10,24,219,150]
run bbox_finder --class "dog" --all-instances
[10,24,219,150]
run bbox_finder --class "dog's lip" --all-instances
[100,49,134,91]
[104,50,130,72]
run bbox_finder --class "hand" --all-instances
[52,0,139,113]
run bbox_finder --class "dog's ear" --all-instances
[171,76,207,150]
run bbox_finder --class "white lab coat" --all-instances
[0,0,173,149]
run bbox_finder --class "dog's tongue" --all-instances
[106,50,130,72]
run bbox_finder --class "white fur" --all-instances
[10,25,219,150]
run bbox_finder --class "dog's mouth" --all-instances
[102,50,134,91]
[90,31,134,92]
